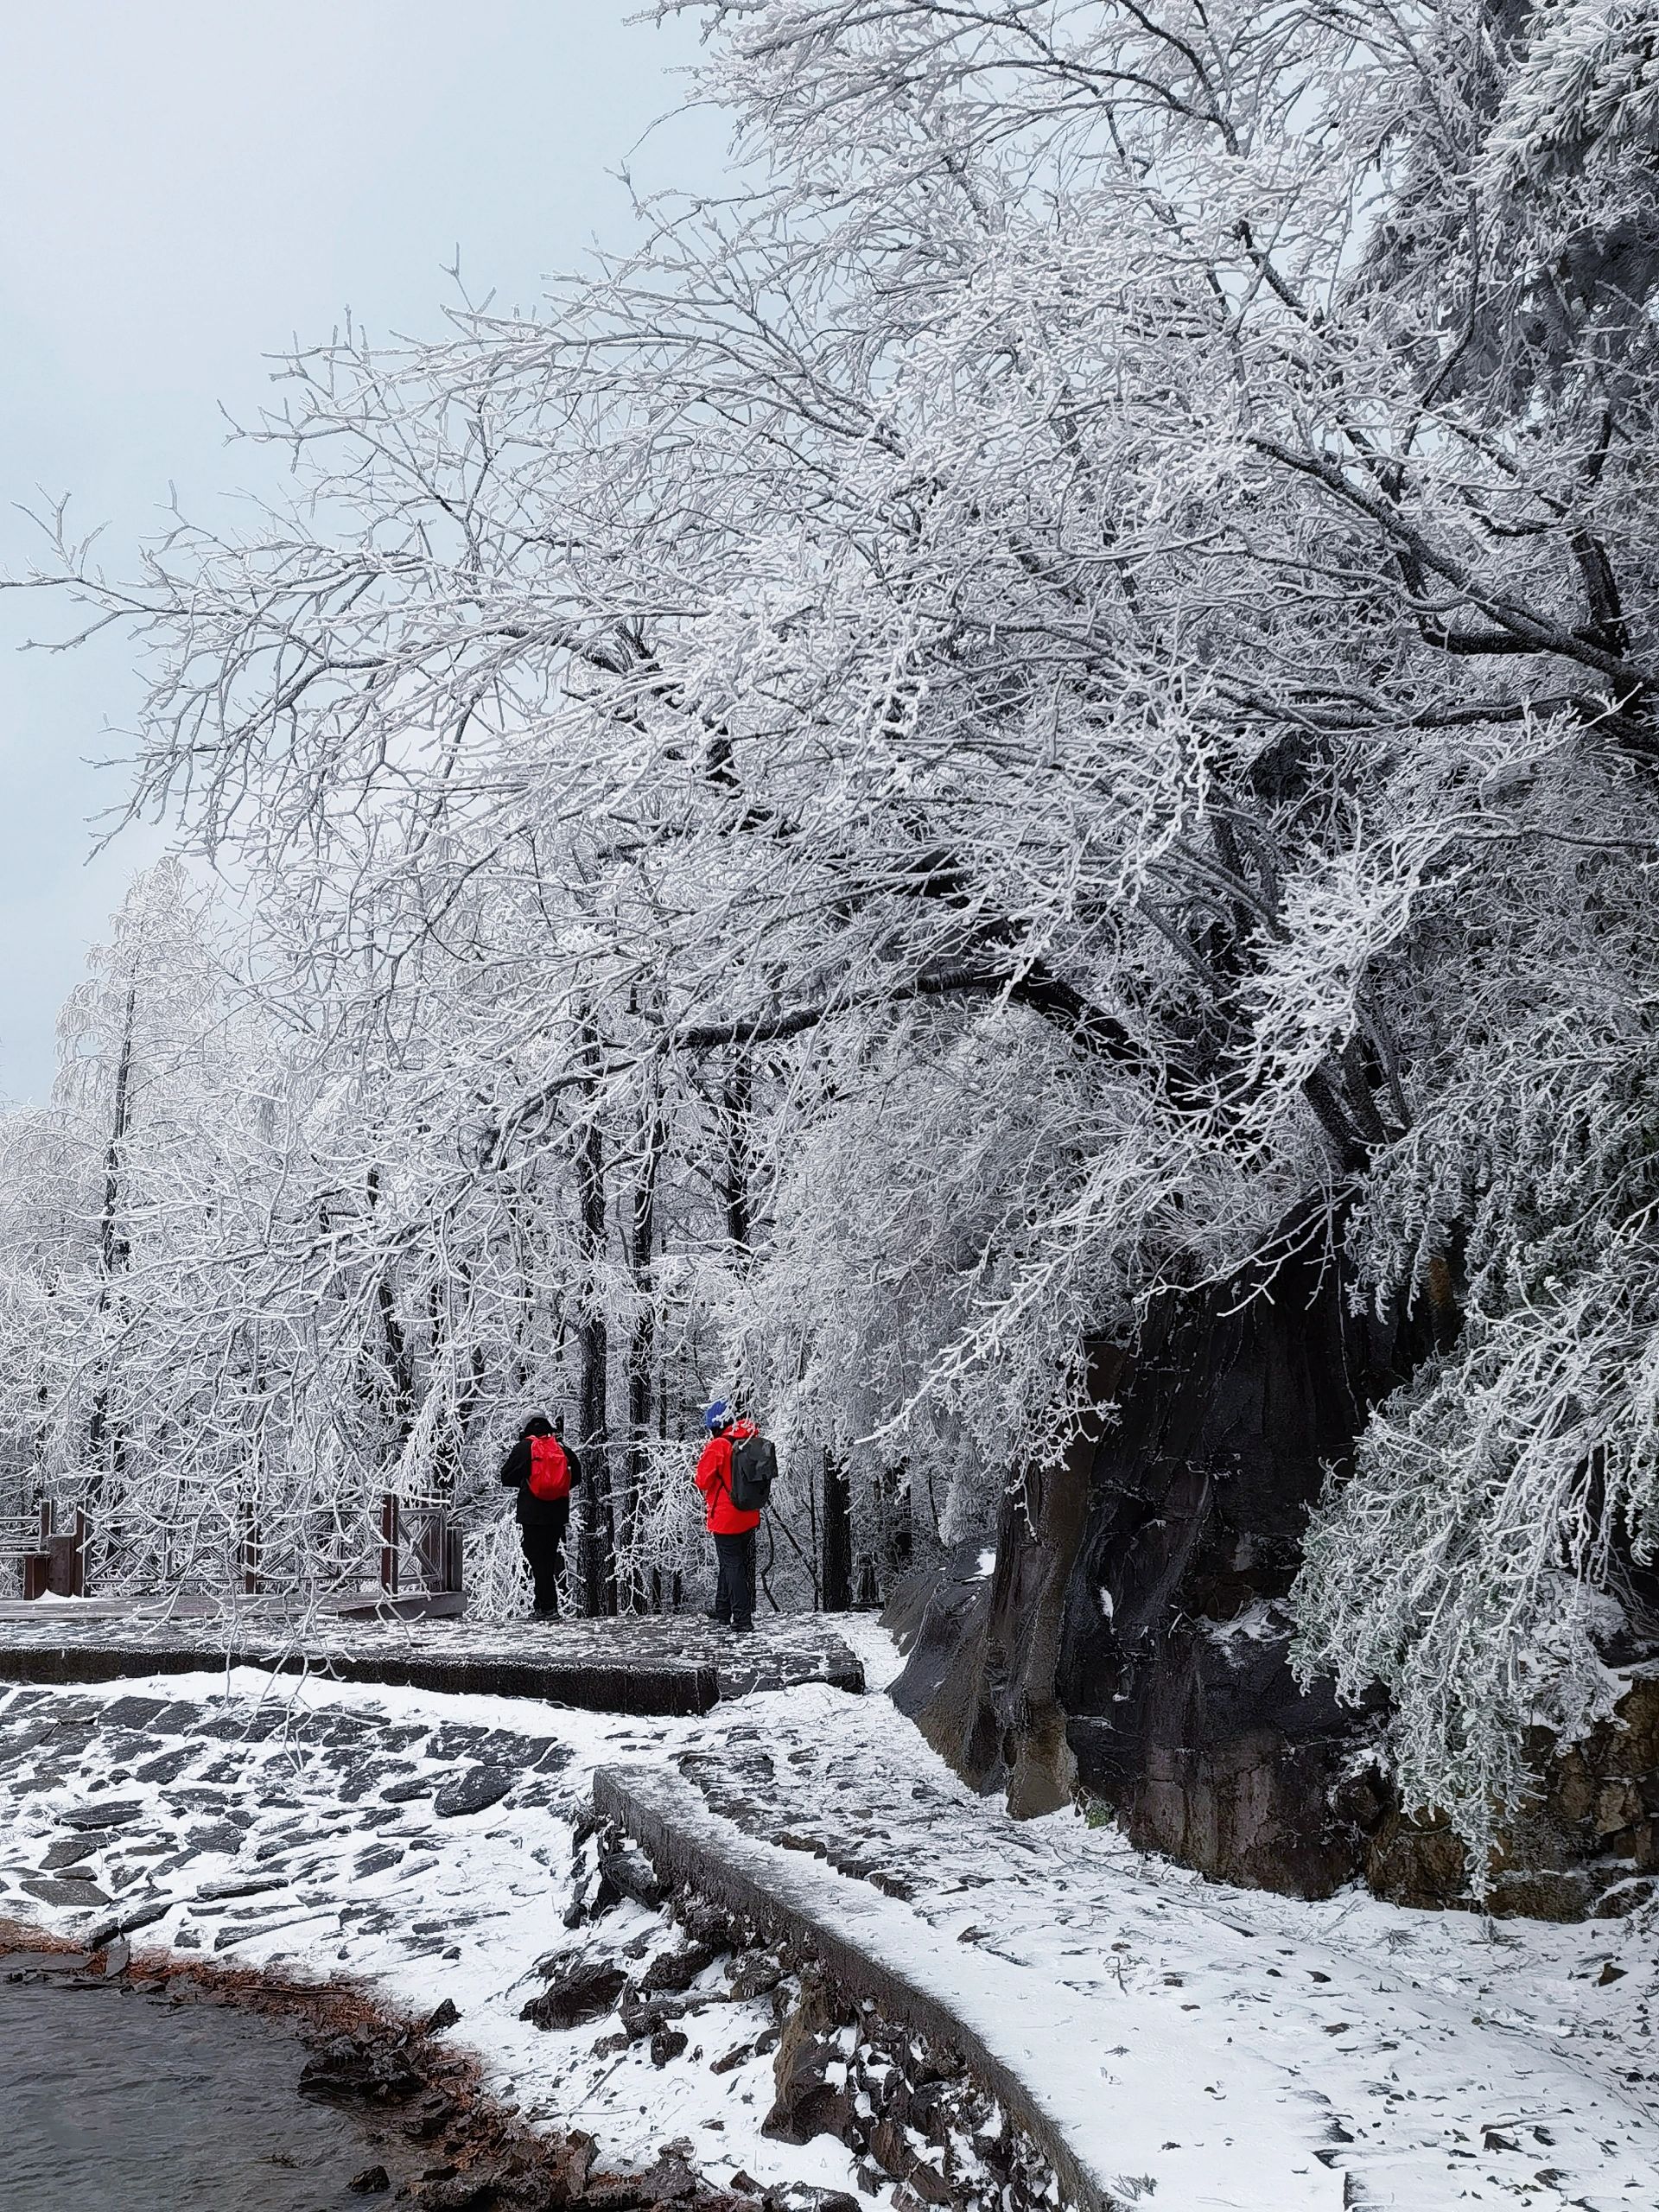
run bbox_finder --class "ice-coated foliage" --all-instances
[1486,0,1659,186]
[1296,836,1659,1859]
[6,1,1659,1856]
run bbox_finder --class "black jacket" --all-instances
[499,1436,582,1529]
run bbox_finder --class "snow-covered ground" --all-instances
[3,1616,1656,2210]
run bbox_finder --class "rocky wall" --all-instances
[887,1212,1659,1917]
[891,1226,1414,1899]
[1367,1669,1659,1922]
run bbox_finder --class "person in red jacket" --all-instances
[695,1400,760,1634]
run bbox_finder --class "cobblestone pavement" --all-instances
[0,1680,575,1954]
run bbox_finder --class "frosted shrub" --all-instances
[1297,983,1659,1866]
[466,1520,534,1626]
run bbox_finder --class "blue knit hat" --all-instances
[703,1400,731,1433]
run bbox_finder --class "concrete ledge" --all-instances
[0,1645,719,1717]
[594,1764,1113,2212]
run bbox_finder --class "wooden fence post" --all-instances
[379,1495,399,1596]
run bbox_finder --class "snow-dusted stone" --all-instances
[20,1874,111,1907]
[432,1764,515,1818]
[379,1776,435,1804]
[184,1813,250,1848]
[130,1746,196,1785]
[520,1956,627,2031]
[97,1695,172,1730]
[39,1837,96,1869]
[57,1799,143,1830]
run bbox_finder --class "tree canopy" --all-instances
[8,0,1659,1859]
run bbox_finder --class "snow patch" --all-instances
[1199,1599,1287,1647]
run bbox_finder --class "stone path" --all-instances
[0,1680,575,1951]
[0,1656,883,2207]
[595,1650,1659,2212]
[0,1608,864,1713]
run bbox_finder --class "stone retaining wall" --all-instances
[594,1765,1112,2212]
[0,1642,720,1716]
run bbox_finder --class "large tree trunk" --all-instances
[621,1093,663,1611]
[892,1223,1423,1888]
[821,1453,854,1612]
[723,1053,751,1256]
[576,1036,614,1618]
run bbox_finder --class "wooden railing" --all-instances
[0,1503,88,1599]
[378,1492,463,1599]
[0,1495,464,1608]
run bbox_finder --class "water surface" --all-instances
[1,1975,392,2209]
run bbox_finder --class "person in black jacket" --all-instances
[499,1414,581,1618]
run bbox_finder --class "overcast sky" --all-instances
[0,1,726,1103]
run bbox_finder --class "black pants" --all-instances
[711,1529,755,1625]
[520,1506,569,1616]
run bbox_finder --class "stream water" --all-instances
[1,1974,394,2209]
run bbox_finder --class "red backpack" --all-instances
[526,1434,571,1502]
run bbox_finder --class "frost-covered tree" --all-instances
[10,0,1659,1855]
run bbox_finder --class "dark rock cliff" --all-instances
[889,1235,1659,1916]
[891,1232,1414,1899]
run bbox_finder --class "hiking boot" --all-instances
[729,1618,754,1636]
[704,1607,728,1624]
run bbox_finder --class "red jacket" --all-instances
[696,1421,762,1535]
